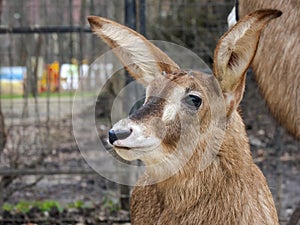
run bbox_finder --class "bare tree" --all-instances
[0,0,6,154]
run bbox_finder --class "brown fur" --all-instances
[131,113,278,224]
[238,0,300,139]
[129,73,279,224]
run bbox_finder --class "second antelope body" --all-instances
[88,9,282,225]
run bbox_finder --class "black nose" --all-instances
[108,129,132,145]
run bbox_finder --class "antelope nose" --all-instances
[108,129,132,145]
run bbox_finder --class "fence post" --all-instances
[138,0,146,36]
[117,0,138,212]
[125,0,137,30]
[0,98,5,214]
[0,178,3,214]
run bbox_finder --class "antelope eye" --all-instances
[183,94,202,110]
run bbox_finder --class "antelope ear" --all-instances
[213,9,282,116]
[88,16,180,86]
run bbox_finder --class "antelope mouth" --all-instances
[113,144,158,152]
[109,134,162,153]
[113,144,160,155]
[113,144,160,162]
[113,145,132,150]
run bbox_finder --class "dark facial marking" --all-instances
[129,96,166,121]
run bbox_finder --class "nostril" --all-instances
[108,129,118,145]
[108,129,132,145]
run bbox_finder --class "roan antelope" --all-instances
[88,9,282,225]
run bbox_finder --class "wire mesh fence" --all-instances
[0,0,299,224]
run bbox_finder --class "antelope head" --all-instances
[88,9,281,176]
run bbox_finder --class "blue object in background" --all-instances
[0,67,26,81]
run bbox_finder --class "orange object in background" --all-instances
[39,61,60,93]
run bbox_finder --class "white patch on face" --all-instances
[162,103,179,122]
[111,118,161,161]
[161,86,185,122]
